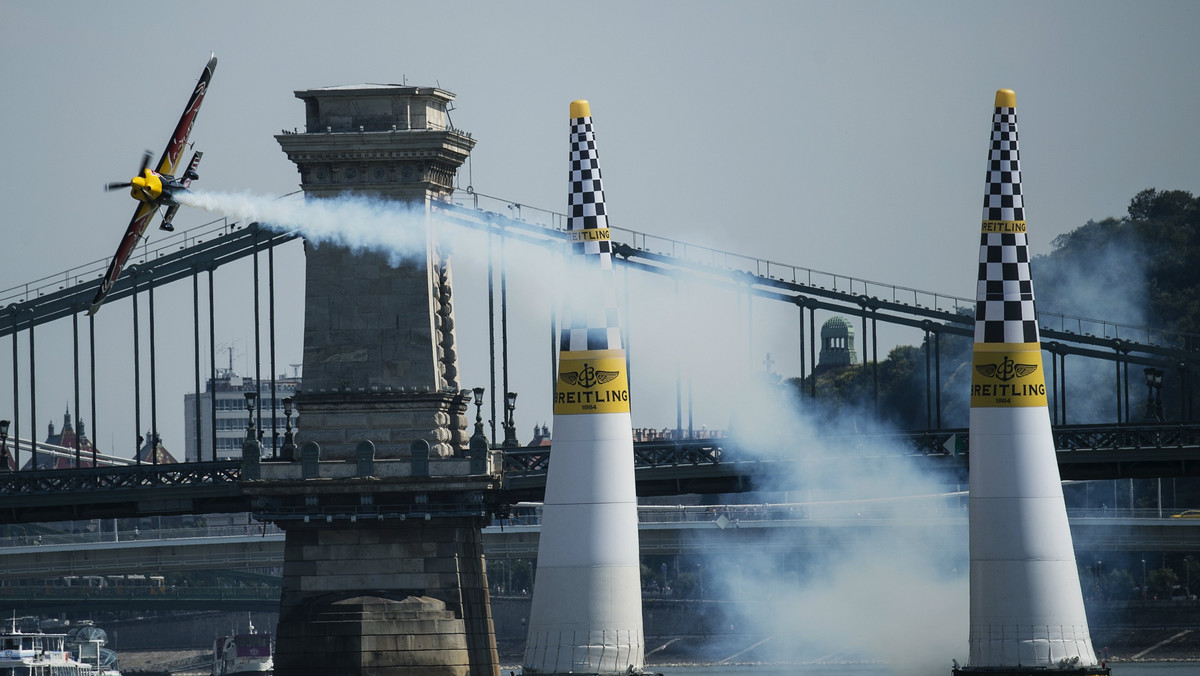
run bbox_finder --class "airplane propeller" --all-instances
[104,150,154,191]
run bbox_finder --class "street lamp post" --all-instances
[280,397,296,461]
[1187,558,1192,599]
[1142,559,1148,601]
[1143,367,1165,422]
[0,419,10,472]
[244,392,258,442]
[472,387,486,438]
[502,392,518,448]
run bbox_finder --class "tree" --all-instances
[1149,567,1179,600]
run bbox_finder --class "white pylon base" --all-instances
[954,667,1110,676]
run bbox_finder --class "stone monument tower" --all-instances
[260,85,501,676]
[276,84,476,459]
[815,315,857,375]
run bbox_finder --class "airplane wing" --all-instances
[88,202,158,315]
[89,54,217,316]
[155,53,217,177]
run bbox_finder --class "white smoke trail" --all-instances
[179,188,969,671]
[630,272,971,671]
[177,188,568,318]
[712,381,970,673]
[178,190,448,267]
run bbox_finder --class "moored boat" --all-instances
[212,622,272,676]
[0,625,99,676]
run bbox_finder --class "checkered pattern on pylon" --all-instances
[560,114,623,352]
[982,107,1023,222]
[975,104,1039,344]
[568,116,614,268]
[975,233,1039,343]
[560,303,624,352]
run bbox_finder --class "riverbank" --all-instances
[109,600,1200,672]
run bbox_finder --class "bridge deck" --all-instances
[0,425,1197,523]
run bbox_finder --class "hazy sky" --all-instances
[1,1,1198,452]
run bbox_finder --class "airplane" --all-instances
[89,53,217,316]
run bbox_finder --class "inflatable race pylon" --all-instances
[959,90,1107,676]
[522,100,645,676]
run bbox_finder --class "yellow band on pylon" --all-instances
[994,89,1016,108]
[570,100,591,119]
[568,228,611,242]
[982,221,1027,234]
[555,349,630,415]
[971,342,1047,408]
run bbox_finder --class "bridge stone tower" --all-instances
[277,84,475,459]
[254,85,501,676]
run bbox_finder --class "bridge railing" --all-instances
[0,585,278,603]
[0,215,246,306]
[1052,424,1200,451]
[453,189,1200,352]
[0,461,240,496]
[0,522,282,549]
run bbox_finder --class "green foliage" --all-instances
[794,329,973,430]
[672,572,700,598]
[1149,567,1180,599]
[1037,188,1200,332]
[487,558,533,595]
[794,188,1200,430]
[1106,568,1138,601]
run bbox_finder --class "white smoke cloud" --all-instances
[178,190,462,267]
[179,188,969,671]
[712,380,970,673]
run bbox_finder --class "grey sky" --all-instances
[1,1,1198,451]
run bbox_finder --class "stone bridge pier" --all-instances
[244,83,504,676]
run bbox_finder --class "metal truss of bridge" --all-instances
[1,426,1200,524]
[3,191,1200,525]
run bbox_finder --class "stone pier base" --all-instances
[274,519,498,676]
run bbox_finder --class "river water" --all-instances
[649,665,1193,676]
[492,663,1193,676]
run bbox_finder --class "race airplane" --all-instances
[90,53,217,315]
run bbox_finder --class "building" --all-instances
[28,409,99,469]
[184,370,300,462]
[137,432,178,464]
[813,315,858,375]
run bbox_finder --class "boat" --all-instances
[0,623,101,676]
[65,624,119,676]
[212,619,272,676]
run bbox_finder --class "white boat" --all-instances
[212,621,272,676]
[65,624,119,676]
[0,627,99,676]
[70,641,119,676]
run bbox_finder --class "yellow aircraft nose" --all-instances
[129,170,162,202]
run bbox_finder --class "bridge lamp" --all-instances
[0,419,9,472]
[1143,368,1165,422]
[244,392,258,440]
[279,397,297,462]
[472,387,486,437]
[502,392,518,448]
[1142,559,1147,600]
[1143,368,1155,420]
